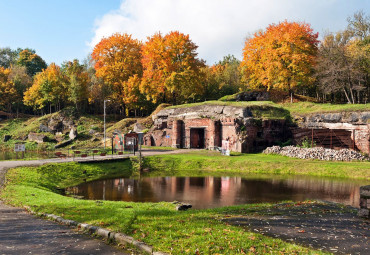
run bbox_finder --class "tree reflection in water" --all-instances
[66,176,367,209]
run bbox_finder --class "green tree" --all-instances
[62,59,89,111]
[0,47,22,68]
[16,49,47,76]
[8,65,32,116]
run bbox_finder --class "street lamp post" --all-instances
[103,99,111,150]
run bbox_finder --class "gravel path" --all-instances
[0,201,130,255]
[225,202,369,254]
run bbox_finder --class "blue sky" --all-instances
[0,0,121,64]
[0,0,369,65]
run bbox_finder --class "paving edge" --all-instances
[25,208,168,255]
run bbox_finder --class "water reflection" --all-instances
[66,176,367,209]
[0,150,50,160]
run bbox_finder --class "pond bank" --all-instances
[1,152,369,254]
[140,151,370,180]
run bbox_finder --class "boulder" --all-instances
[39,124,53,133]
[28,133,47,143]
[3,135,11,142]
[175,203,192,211]
[133,123,145,133]
[48,119,63,132]
[69,128,77,140]
[235,91,270,101]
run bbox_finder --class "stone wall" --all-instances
[144,105,369,154]
[294,112,370,154]
[143,105,289,153]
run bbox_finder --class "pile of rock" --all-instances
[263,145,369,161]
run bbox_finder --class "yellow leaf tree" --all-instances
[24,63,67,112]
[241,21,319,102]
[0,67,17,112]
[91,33,143,108]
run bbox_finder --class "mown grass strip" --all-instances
[142,151,370,180]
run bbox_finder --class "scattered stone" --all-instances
[263,145,368,161]
[114,233,134,245]
[28,133,47,143]
[96,228,110,239]
[3,135,11,142]
[176,203,192,211]
[358,208,369,218]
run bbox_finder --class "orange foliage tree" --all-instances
[91,33,143,107]
[241,21,319,102]
[140,31,205,104]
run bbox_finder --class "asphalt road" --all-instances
[0,201,131,255]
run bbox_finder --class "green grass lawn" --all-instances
[1,158,333,254]
[281,102,370,115]
[167,100,370,116]
[141,151,370,180]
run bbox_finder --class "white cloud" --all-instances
[89,0,367,65]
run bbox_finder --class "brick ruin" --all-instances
[143,105,290,153]
[293,112,370,154]
[142,104,370,154]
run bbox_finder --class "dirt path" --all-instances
[225,201,369,254]
[0,201,130,255]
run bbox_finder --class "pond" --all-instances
[66,175,368,209]
[0,150,51,160]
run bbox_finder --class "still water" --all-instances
[66,175,368,209]
[0,150,50,160]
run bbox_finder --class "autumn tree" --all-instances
[16,49,47,76]
[140,31,205,104]
[24,63,67,112]
[241,21,319,102]
[0,67,17,112]
[91,33,143,112]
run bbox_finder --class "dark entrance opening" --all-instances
[190,128,205,148]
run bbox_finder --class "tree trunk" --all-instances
[343,87,352,104]
[349,86,355,104]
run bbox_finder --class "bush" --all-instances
[300,137,316,148]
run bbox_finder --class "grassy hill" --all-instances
[0,101,368,152]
